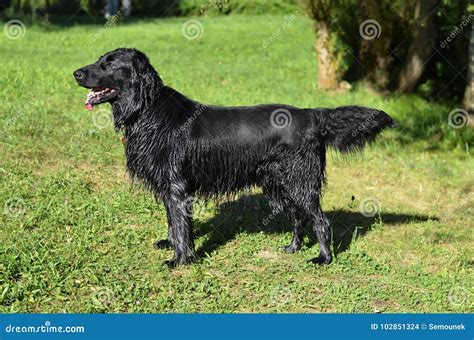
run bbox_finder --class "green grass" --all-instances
[1,15,473,313]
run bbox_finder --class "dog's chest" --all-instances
[123,130,170,186]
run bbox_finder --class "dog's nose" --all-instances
[74,70,85,80]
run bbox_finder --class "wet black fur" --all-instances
[74,48,394,267]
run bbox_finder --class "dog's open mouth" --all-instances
[85,87,118,111]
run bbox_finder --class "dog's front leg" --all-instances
[153,198,174,250]
[162,187,195,267]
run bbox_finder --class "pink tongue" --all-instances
[85,103,93,111]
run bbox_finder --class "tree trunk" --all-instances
[358,0,392,88]
[397,0,438,93]
[464,20,473,114]
[315,20,338,90]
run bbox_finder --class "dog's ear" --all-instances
[131,51,162,101]
[113,50,162,128]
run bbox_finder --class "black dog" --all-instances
[74,48,394,267]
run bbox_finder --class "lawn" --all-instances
[0,15,472,313]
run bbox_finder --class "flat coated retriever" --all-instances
[74,48,394,267]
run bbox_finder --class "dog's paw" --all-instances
[282,243,301,253]
[154,239,173,250]
[164,255,194,268]
[308,255,332,265]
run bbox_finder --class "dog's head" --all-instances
[74,48,162,128]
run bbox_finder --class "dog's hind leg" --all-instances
[262,187,309,253]
[309,206,332,265]
[261,180,305,253]
[260,153,318,255]
[280,181,332,263]
[285,197,332,263]
[283,210,308,253]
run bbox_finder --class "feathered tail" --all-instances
[317,106,395,152]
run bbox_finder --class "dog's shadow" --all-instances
[193,194,433,258]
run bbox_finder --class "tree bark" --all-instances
[397,0,438,93]
[315,20,338,90]
[307,0,339,91]
[464,20,473,114]
[358,0,392,88]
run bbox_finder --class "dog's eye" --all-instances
[100,62,112,70]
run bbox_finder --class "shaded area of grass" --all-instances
[0,15,473,313]
[193,194,434,260]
